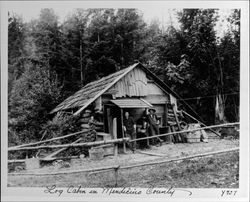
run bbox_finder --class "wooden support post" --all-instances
[164,103,168,127]
[120,108,126,153]
[172,104,181,130]
[103,105,107,133]
[114,166,120,187]
[113,118,118,157]
[168,126,174,143]
[172,104,183,142]
[171,125,177,143]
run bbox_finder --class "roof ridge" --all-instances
[84,64,136,88]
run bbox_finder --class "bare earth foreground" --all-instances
[8,138,239,188]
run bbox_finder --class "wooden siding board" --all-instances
[110,68,147,98]
[111,99,152,108]
[144,94,170,104]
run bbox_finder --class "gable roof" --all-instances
[51,62,203,122]
[51,62,196,117]
[50,63,139,114]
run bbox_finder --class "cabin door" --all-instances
[104,105,122,138]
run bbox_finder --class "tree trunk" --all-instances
[80,39,84,85]
[215,94,226,124]
[120,42,124,68]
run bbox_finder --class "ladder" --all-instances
[166,103,185,143]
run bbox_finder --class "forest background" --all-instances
[7,8,240,146]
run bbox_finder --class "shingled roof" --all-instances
[50,63,139,114]
[51,62,202,123]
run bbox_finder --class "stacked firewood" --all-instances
[78,109,104,143]
[79,109,92,129]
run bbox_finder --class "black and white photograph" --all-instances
[1,1,249,201]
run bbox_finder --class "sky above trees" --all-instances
[7,1,232,38]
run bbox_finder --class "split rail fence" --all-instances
[8,122,239,152]
[8,147,239,188]
[8,122,240,186]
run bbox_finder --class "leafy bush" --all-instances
[8,64,63,146]
[43,112,81,142]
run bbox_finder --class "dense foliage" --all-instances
[8,9,240,145]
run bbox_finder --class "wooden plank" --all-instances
[9,129,89,150]
[41,138,83,161]
[136,151,164,157]
[107,108,111,135]
[164,103,168,127]
[144,94,169,104]
[113,118,118,157]
[120,108,126,153]
[9,138,130,152]
[172,103,183,142]
[8,159,26,163]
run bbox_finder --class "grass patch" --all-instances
[8,151,239,188]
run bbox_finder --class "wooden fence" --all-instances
[8,122,239,152]
[8,122,240,188]
[8,147,239,184]
[8,122,239,166]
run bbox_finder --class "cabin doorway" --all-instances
[104,104,123,139]
[104,105,144,139]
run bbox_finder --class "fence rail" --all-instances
[8,137,129,152]
[130,122,239,142]
[9,129,90,150]
[8,122,239,152]
[8,147,239,176]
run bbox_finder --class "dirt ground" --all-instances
[8,136,239,188]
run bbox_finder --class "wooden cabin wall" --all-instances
[100,72,179,130]
[144,81,170,104]
[106,67,147,98]
[143,81,171,127]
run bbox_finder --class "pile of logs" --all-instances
[79,109,92,129]
[79,109,104,132]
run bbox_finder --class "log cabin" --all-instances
[50,62,194,155]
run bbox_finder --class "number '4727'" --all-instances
[221,190,237,197]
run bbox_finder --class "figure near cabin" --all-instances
[123,111,136,152]
[147,107,163,146]
[86,115,102,142]
[136,115,150,149]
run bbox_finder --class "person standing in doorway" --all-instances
[136,115,150,149]
[123,111,136,152]
[147,107,163,146]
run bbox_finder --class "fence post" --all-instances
[114,166,120,187]
[120,108,126,153]
[113,118,118,157]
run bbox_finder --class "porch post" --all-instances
[120,108,126,153]
[113,118,118,156]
